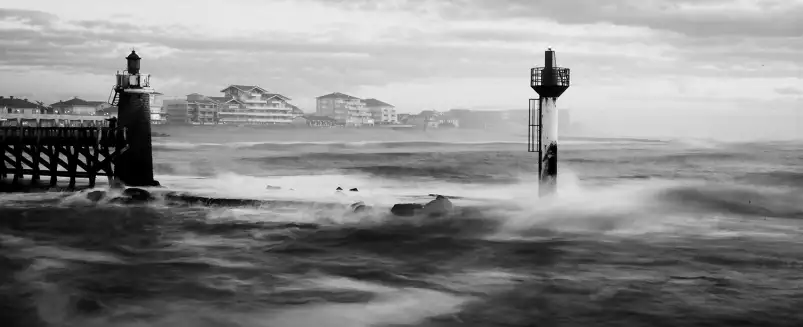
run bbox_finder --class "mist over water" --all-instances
[2,126,802,326]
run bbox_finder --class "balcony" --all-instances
[116,73,150,89]
[241,106,289,111]
[219,117,293,124]
[242,98,268,104]
[530,67,570,97]
[218,111,294,117]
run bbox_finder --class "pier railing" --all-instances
[0,127,126,146]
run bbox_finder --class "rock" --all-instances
[420,195,454,216]
[336,187,343,191]
[122,187,154,202]
[390,203,424,217]
[349,188,359,192]
[86,190,106,202]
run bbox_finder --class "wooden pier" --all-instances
[0,126,128,188]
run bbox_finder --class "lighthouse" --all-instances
[110,50,160,187]
[528,48,570,196]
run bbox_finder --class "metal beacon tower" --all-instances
[528,48,570,197]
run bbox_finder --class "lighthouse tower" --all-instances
[528,48,570,197]
[110,50,160,187]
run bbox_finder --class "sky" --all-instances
[0,0,801,140]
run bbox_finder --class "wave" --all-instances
[151,139,661,152]
[736,171,803,188]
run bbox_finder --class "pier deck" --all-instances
[0,127,128,188]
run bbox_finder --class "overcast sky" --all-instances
[0,0,801,139]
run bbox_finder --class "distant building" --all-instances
[397,113,411,124]
[97,106,118,116]
[288,104,304,118]
[50,97,105,115]
[149,92,166,124]
[163,93,219,125]
[291,115,337,127]
[407,114,439,129]
[215,85,295,125]
[445,109,506,129]
[0,96,48,114]
[364,98,397,124]
[163,99,191,124]
[315,92,374,126]
[437,112,460,128]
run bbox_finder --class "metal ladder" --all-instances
[527,98,543,175]
[108,86,119,106]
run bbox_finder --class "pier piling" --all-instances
[0,126,128,189]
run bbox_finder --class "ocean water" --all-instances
[1,127,802,327]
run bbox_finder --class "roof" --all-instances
[263,93,291,101]
[363,98,393,107]
[218,97,243,104]
[302,115,337,121]
[0,96,46,109]
[50,97,95,107]
[188,99,218,105]
[220,85,270,94]
[316,92,361,100]
[126,51,141,60]
[208,96,232,103]
[288,104,303,114]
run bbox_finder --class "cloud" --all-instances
[375,0,803,38]
[0,0,801,141]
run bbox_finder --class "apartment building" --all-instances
[315,92,374,126]
[364,98,397,124]
[1,96,48,114]
[215,85,294,125]
[288,104,304,118]
[50,97,108,115]
[163,93,219,125]
[149,92,166,124]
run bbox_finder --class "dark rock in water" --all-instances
[390,195,454,217]
[421,195,454,216]
[123,187,154,202]
[350,188,359,192]
[391,203,424,217]
[163,192,264,207]
[336,187,343,191]
[86,190,106,202]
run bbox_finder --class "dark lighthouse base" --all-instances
[539,142,558,197]
[114,92,160,187]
